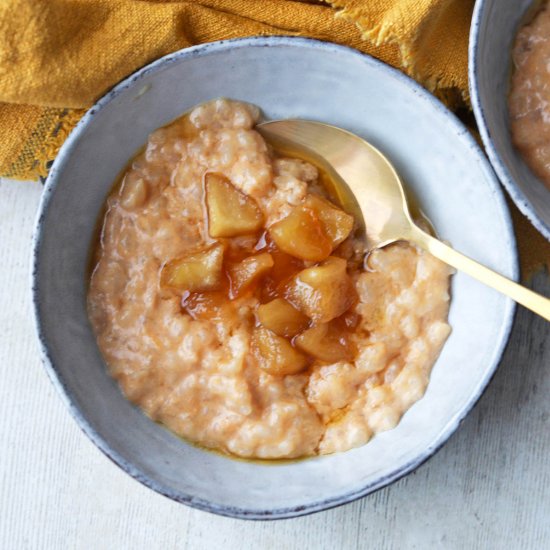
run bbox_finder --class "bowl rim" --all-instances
[31,35,518,520]
[469,0,550,242]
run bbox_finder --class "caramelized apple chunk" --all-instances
[285,256,355,322]
[295,323,353,362]
[304,194,354,249]
[256,298,310,338]
[205,173,264,238]
[160,242,225,292]
[228,252,274,297]
[253,328,308,376]
[268,206,332,262]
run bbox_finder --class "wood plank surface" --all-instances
[0,177,548,549]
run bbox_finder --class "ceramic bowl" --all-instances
[32,37,517,519]
[470,0,550,241]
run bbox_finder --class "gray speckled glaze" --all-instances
[470,0,550,241]
[32,37,517,520]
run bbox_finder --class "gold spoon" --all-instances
[258,120,550,322]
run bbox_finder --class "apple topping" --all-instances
[205,173,264,238]
[268,206,332,262]
[253,327,308,376]
[228,252,274,297]
[256,298,309,338]
[285,257,355,323]
[304,194,354,249]
[295,323,353,362]
[160,242,225,292]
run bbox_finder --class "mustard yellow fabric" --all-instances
[0,0,471,179]
[1,0,548,272]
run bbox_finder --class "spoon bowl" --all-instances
[259,119,550,322]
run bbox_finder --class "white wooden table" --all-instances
[1,177,548,549]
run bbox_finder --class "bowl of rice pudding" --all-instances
[33,37,517,518]
[470,0,550,240]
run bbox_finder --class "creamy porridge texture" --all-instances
[88,99,452,459]
[510,2,550,190]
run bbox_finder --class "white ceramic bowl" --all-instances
[470,0,550,240]
[32,37,517,519]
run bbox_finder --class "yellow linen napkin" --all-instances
[0,0,471,179]
[0,0,548,273]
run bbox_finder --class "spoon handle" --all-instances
[409,226,550,322]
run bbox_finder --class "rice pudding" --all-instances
[510,1,550,190]
[87,99,452,459]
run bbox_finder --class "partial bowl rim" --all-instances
[31,36,518,519]
[469,0,550,242]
